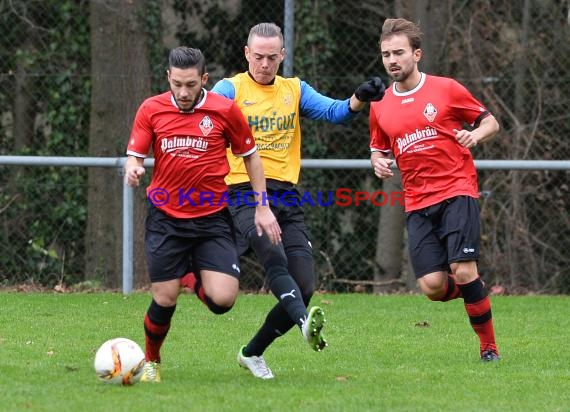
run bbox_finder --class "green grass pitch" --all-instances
[1,292,569,411]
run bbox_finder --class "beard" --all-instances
[172,89,203,112]
[388,66,413,83]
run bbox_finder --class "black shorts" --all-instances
[144,205,240,283]
[406,196,480,278]
[227,180,313,258]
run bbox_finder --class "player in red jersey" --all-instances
[369,19,501,361]
[124,47,281,381]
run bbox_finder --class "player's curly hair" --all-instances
[380,18,423,51]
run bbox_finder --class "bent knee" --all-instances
[451,261,478,283]
[417,272,447,300]
[205,294,236,315]
[208,301,234,315]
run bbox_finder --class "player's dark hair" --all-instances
[168,46,206,74]
[380,18,423,51]
[247,22,283,47]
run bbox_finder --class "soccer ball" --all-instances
[94,338,145,385]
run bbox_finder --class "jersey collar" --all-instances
[170,88,208,112]
[392,72,426,96]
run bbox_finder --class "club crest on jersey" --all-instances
[283,94,293,106]
[423,103,437,122]
[199,116,213,136]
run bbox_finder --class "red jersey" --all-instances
[369,73,491,211]
[127,90,256,218]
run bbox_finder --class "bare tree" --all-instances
[13,34,36,151]
[8,1,44,151]
[373,171,406,292]
[86,0,152,287]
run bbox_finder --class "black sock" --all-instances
[244,303,296,357]
[267,265,307,328]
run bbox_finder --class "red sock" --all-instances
[143,313,171,362]
[464,296,498,354]
[459,277,499,354]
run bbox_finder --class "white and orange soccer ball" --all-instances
[94,338,145,385]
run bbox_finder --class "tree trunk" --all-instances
[373,171,406,293]
[86,0,152,288]
[406,0,447,75]
[507,0,531,290]
[13,34,36,151]
[8,17,39,243]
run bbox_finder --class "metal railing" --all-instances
[2,155,569,294]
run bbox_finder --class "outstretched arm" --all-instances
[300,77,386,122]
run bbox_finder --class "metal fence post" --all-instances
[283,0,295,77]
[121,164,134,295]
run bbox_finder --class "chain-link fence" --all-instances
[1,0,569,293]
